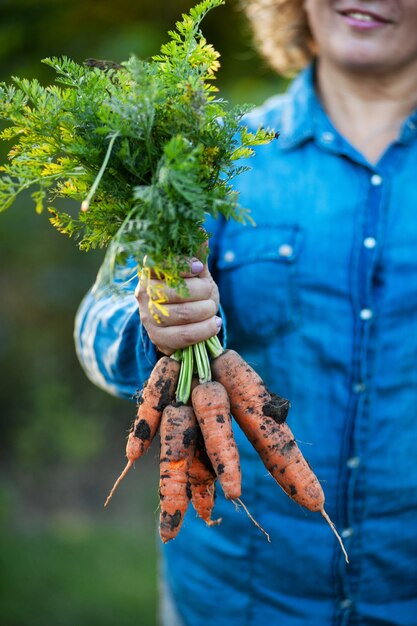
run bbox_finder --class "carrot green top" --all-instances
[0,0,274,298]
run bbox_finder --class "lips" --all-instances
[337,5,394,30]
[337,5,393,24]
[343,10,386,22]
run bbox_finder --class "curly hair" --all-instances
[241,0,317,76]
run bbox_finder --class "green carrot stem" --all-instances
[193,341,211,384]
[81,131,120,212]
[171,350,182,362]
[205,335,224,359]
[176,345,193,404]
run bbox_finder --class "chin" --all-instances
[330,41,391,74]
[340,58,388,74]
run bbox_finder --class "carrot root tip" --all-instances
[234,498,271,543]
[104,460,134,508]
[321,509,349,564]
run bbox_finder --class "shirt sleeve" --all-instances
[74,286,157,401]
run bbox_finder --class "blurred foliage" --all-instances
[0,0,286,103]
[0,524,158,626]
[0,0,287,624]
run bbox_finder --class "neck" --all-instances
[316,58,417,163]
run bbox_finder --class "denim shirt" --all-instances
[75,65,417,626]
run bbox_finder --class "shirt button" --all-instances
[341,527,354,539]
[360,308,373,320]
[321,131,335,143]
[340,598,353,610]
[408,120,416,130]
[278,243,293,258]
[370,174,383,186]
[347,456,361,468]
[363,237,377,249]
[223,250,235,263]
[352,382,366,393]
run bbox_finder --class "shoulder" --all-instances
[241,66,315,145]
[242,93,291,134]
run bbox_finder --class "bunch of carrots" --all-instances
[104,335,348,563]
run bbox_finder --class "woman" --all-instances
[75,1,417,624]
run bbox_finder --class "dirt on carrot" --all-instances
[159,403,198,543]
[192,380,242,501]
[188,428,222,526]
[104,356,180,507]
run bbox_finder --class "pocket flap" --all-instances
[217,223,303,269]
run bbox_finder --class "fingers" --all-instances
[137,276,212,304]
[145,257,205,280]
[153,299,218,327]
[148,316,222,355]
[180,259,205,278]
[136,256,221,356]
[139,285,219,336]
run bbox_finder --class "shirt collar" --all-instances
[278,62,353,155]
[278,63,318,150]
[397,109,417,144]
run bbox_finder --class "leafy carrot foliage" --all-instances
[0,0,274,293]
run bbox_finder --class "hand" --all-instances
[135,259,221,355]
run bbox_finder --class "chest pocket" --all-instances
[215,224,303,343]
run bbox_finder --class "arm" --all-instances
[74,286,157,401]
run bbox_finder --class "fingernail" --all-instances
[215,316,222,330]
[191,260,204,274]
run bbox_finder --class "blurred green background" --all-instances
[0,1,286,624]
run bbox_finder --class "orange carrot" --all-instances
[104,356,180,506]
[188,428,221,526]
[211,349,348,561]
[127,356,181,456]
[191,380,241,501]
[159,403,198,543]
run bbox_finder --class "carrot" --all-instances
[191,380,241,501]
[188,427,221,526]
[211,349,348,562]
[127,356,181,456]
[104,356,180,506]
[159,403,198,543]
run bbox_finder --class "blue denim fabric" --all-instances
[75,65,417,625]
[159,572,185,626]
